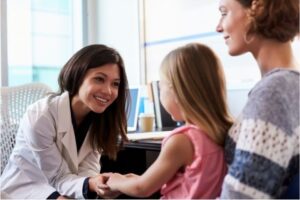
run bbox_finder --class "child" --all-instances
[105,43,233,199]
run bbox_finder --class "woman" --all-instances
[216,0,299,198]
[0,44,129,199]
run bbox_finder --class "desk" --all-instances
[100,139,161,174]
[100,139,162,199]
[124,139,161,151]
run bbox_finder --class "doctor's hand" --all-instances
[57,195,72,199]
[89,173,121,199]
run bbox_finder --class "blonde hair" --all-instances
[160,43,233,146]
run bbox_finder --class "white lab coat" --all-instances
[0,92,101,199]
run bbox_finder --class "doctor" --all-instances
[0,44,129,199]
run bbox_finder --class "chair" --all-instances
[0,83,52,174]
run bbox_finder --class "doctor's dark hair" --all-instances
[237,0,299,42]
[58,44,129,160]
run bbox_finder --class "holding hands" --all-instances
[89,173,121,199]
[89,173,139,198]
[106,173,139,191]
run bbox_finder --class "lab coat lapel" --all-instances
[57,92,78,172]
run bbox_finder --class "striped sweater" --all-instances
[220,69,300,198]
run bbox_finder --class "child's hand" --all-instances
[89,174,109,192]
[125,173,139,178]
[106,173,126,190]
[89,173,120,198]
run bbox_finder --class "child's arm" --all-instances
[106,133,194,197]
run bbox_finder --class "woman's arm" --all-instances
[106,133,194,197]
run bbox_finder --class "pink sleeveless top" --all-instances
[160,125,227,199]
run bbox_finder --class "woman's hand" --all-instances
[89,174,109,193]
[89,173,121,199]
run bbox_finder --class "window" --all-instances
[2,0,83,90]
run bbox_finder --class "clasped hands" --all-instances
[90,172,137,198]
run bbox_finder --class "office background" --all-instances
[1,0,299,117]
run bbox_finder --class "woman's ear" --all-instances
[250,0,263,16]
[251,0,258,10]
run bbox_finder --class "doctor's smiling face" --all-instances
[72,63,120,117]
[58,44,129,159]
[58,44,128,126]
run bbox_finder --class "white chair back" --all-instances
[0,83,52,174]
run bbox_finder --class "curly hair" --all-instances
[237,0,299,42]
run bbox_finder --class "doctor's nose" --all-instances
[103,84,113,96]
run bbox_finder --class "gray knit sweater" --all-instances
[221,69,299,198]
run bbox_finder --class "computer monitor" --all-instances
[151,81,178,128]
[126,87,140,132]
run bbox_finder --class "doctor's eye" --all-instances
[94,76,105,83]
[112,81,120,88]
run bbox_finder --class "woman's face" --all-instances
[216,0,250,56]
[74,63,120,116]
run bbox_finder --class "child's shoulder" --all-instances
[164,124,223,155]
[163,124,205,144]
[170,124,205,136]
